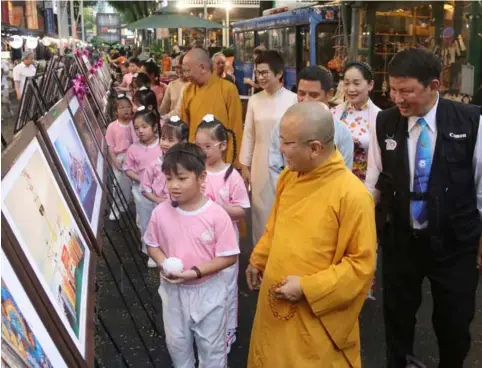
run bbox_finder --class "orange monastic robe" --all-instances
[248,150,377,368]
[180,74,243,166]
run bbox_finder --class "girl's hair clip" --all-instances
[137,105,146,112]
[203,114,215,123]
[133,73,139,78]
[147,58,155,62]
[170,115,180,123]
[139,86,148,91]
[117,93,126,98]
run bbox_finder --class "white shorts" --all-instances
[158,275,228,368]
[219,261,238,330]
[132,182,156,252]
[113,153,132,207]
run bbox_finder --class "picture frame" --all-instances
[1,242,73,368]
[65,88,106,184]
[37,97,104,238]
[1,123,96,365]
[74,54,110,128]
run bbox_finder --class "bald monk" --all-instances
[246,101,377,368]
[179,48,243,165]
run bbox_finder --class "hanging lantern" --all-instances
[26,36,39,49]
[9,35,23,49]
[42,37,53,46]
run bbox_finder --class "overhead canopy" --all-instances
[127,10,225,30]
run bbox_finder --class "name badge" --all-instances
[385,138,397,151]
[449,132,467,139]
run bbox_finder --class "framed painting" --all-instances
[39,98,103,236]
[82,90,107,137]
[2,248,69,368]
[1,123,95,364]
[88,73,106,112]
[66,89,106,184]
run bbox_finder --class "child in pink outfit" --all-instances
[105,94,134,220]
[144,143,238,368]
[123,107,161,256]
[141,116,188,206]
[195,114,250,353]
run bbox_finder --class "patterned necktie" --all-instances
[410,118,432,224]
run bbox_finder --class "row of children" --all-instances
[115,57,167,107]
[105,86,250,366]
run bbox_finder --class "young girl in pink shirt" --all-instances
[105,94,134,220]
[123,107,162,255]
[140,116,188,267]
[195,114,250,353]
[141,116,188,205]
[144,143,239,368]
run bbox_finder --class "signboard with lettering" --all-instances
[96,13,121,43]
[44,1,55,34]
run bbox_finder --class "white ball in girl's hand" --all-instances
[162,257,184,274]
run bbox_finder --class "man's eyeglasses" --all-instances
[254,70,270,78]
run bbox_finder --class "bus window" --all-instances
[316,23,336,67]
[264,27,296,68]
[258,30,268,49]
[235,33,244,61]
[301,26,310,67]
[243,31,255,63]
[285,27,296,68]
[234,31,255,63]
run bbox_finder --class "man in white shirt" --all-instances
[268,65,354,190]
[365,47,482,368]
[13,50,36,101]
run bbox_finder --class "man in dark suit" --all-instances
[365,47,482,368]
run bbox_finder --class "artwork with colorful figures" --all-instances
[1,139,90,356]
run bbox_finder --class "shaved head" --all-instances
[279,101,335,173]
[185,47,211,67]
[183,47,212,86]
[284,101,334,145]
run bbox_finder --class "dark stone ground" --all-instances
[2,95,481,368]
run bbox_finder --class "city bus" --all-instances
[232,3,343,96]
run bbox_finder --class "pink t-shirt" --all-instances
[204,166,250,232]
[144,199,239,284]
[141,157,168,199]
[123,72,133,87]
[122,140,162,178]
[105,120,135,154]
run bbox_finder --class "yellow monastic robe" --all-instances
[248,150,377,368]
[180,74,243,166]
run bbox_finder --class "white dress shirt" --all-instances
[12,62,36,96]
[365,95,482,229]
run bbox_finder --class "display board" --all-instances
[1,123,96,366]
[1,248,68,368]
[66,89,106,184]
[40,99,103,236]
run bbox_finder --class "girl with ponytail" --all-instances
[195,114,250,353]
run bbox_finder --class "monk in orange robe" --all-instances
[246,102,377,368]
[179,48,243,166]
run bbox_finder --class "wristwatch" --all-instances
[191,266,202,279]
